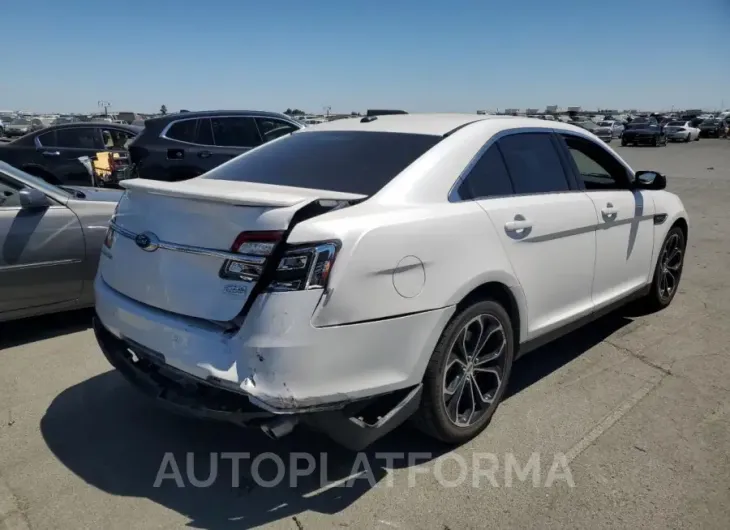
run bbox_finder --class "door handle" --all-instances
[601,202,618,218]
[198,150,212,159]
[504,218,532,231]
[42,151,60,157]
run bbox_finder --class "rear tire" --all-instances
[413,299,515,444]
[640,226,686,312]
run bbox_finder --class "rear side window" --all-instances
[36,130,56,147]
[498,133,570,194]
[457,145,514,200]
[165,119,198,143]
[55,127,100,149]
[211,117,262,148]
[203,131,440,195]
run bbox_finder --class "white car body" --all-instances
[93,114,689,449]
[594,120,625,141]
[665,121,700,142]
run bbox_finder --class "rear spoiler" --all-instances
[121,178,367,208]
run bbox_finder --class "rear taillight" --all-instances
[221,231,284,282]
[220,231,339,292]
[267,242,339,292]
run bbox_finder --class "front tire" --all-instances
[414,299,515,444]
[641,226,686,312]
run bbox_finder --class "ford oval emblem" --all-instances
[135,231,159,252]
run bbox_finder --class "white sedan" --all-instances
[664,120,701,142]
[93,114,689,450]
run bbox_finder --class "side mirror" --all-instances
[19,188,51,209]
[634,171,666,190]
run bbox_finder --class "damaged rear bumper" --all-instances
[94,315,424,451]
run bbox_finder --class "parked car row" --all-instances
[0,111,303,188]
[566,113,729,147]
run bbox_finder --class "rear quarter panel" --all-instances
[289,201,526,332]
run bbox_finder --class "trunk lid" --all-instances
[100,178,364,321]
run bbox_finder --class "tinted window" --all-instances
[561,134,630,190]
[211,117,262,147]
[458,145,513,200]
[498,133,570,194]
[255,118,298,143]
[55,127,99,149]
[203,131,440,195]
[196,118,214,145]
[36,130,56,147]
[165,119,198,143]
[100,128,135,149]
[0,175,22,208]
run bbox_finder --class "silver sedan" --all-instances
[0,161,122,322]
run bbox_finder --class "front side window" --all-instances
[101,128,136,149]
[561,134,630,190]
[256,118,299,143]
[0,174,22,208]
[165,119,198,143]
[203,131,440,196]
[211,117,262,148]
[497,133,570,194]
[54,127,100,149]
[457,144,514,200]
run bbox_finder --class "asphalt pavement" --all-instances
[1,138,729,530]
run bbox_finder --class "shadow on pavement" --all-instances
[0,308,93,349]
[41,311,634,529]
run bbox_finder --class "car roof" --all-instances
[300,113,591,137]
[144,110,294,124]
[37,122,141,132]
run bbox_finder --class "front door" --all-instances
[557,133,655,309]
[0,172,85,313]
[469,131,599,339]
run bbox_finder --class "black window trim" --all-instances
[159,115,302,148]
[555,130,636,191]
[448,127,581,202]
[34,125,135,149]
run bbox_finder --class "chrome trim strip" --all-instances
[109,221,266,264]
[0,258,80,271]
[158,115,303,149]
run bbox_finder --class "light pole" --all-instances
[98,100,111,117]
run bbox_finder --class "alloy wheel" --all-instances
[658,232,683,301]
[442,314,507,427]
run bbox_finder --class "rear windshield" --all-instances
[202,131,441,195]
[667,121,686,126]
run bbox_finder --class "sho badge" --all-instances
[224,284,249,296]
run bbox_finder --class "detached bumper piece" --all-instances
[93,317,422,450]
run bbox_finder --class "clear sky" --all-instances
[2,0,729,114]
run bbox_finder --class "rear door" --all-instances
[469,131,598,339]
[208,116,263,167]
[37,127,103,185]
[0,170,85,313]
[557,133,655,308]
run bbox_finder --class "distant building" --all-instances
[567,106,582,113]
[526,108,539,115]
[546,105,558,113]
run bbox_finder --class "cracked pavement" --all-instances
[1,139,729,529]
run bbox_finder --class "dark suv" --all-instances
[127,110,303,181]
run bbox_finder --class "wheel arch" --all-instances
[450,274,527,346]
